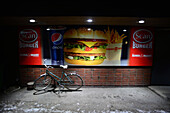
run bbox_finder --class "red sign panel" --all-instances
[18,27,42,65]
[129,27,154,66]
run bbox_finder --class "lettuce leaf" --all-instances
[66,55,106,61]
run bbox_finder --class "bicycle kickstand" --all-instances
[57,84,64,94]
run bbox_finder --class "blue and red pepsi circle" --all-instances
[51,33,63,45]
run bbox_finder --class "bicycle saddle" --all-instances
[60,65,68,69]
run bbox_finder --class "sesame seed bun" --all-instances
[63,28,107,40]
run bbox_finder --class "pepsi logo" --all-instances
[51,33,63,45]
[19,29,38,43]
[133,29,153,43]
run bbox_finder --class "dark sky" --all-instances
[0,1,170,17]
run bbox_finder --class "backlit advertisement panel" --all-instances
[18,26,154,66]
[18,26,42,65]
[129,27,154,66]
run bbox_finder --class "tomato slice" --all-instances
[93,47,97,49]
[85,47,93,51]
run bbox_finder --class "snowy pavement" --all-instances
[0,87,170,113]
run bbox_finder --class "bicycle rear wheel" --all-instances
[34,74,52,91]
[63,74,83,90]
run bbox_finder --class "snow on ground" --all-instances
[0,101,169,113]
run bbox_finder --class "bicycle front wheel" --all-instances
[34,74,52,91]
[63,74,83,90]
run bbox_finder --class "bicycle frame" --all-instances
[45,69,72,86]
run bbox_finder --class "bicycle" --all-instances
[33,60,83,92]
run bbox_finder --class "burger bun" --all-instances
[64,58,104,65]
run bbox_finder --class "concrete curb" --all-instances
[4,86,20,94]
[148,86,170,101]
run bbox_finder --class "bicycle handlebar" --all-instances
[44,59,68,69]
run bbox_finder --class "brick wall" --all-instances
[19,67,151,86]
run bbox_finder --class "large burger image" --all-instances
[63,27,108,65]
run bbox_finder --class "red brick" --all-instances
[19,67,151,86]
[129,76,136,82]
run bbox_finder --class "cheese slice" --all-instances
[78,41,97,48]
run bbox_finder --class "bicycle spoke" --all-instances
[63,74,83,90]
[34,75,52,91]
